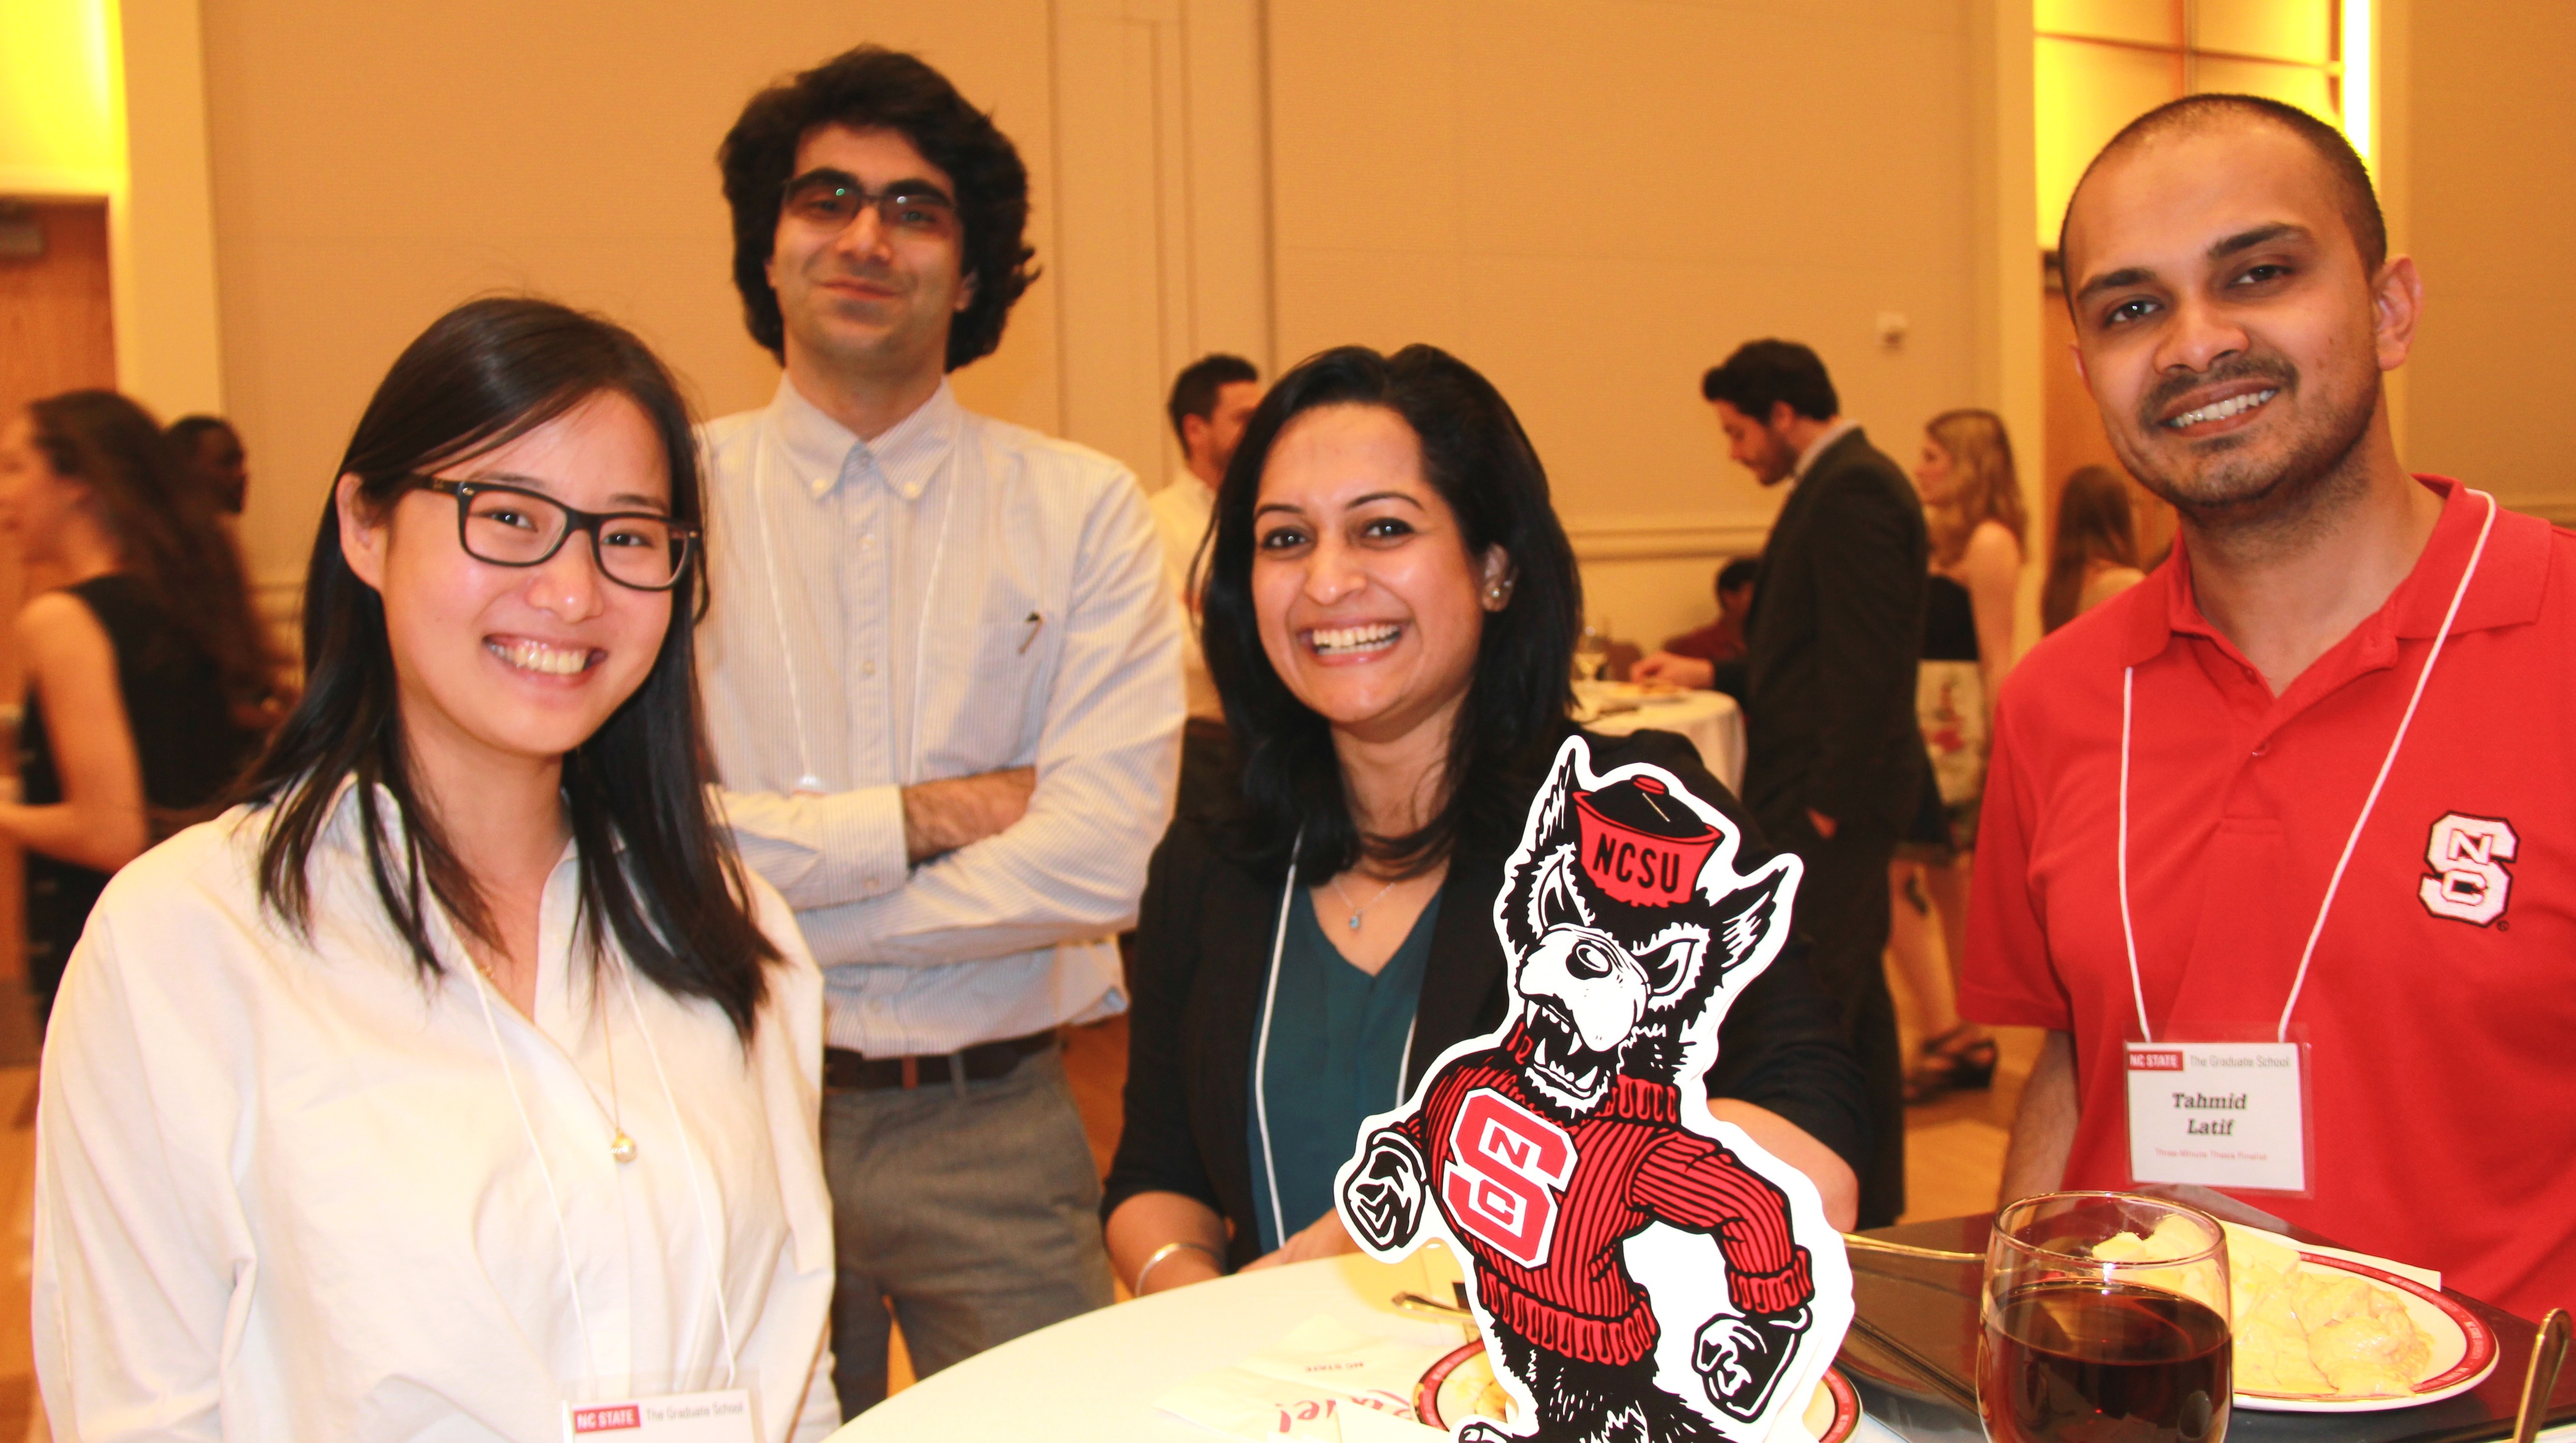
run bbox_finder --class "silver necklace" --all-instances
[476,953,638,1164]
[1328,872,1402,932]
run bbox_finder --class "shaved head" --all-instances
[2055,95,2420,551]
[2061,94,2384,283]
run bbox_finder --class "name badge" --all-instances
[563,1389,757,1443]
[2123,1040,2310,1195]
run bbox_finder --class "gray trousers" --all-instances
[823,1044,1115,1415]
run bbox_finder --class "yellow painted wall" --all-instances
[2400,0,2576,517]
[115,0,227,419]
[193,0,2026,650]
[0,0,121,194]
[1268,0,2005,644]
[196,0,1066,593]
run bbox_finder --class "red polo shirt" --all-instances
[1962,477,2576,1321]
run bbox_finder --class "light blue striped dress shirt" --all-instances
[697,376,1185,1056]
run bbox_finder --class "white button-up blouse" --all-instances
[32,787,839,1441]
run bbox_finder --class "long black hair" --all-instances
[26,391,280,720]
[246,297,780,1039]
[1199,344,1580,884]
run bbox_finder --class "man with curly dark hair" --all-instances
[696,45,1183,1415]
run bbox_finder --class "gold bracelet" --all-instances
[1133,1240,1219,1293]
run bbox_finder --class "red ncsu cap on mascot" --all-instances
[1573,776,1719,907]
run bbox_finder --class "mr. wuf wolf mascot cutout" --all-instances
[1337,736,1853,1442]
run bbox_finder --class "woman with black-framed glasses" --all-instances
[408,474,699,591]
[34,297,841,1441]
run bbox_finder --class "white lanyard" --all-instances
[468,951,741,1389]
[747,429,824,795]
[748,415,957,793]
[2116,490,2497,1044]
[1250,830,1419,1249]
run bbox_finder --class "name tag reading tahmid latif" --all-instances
[2124,1041,2310,1194]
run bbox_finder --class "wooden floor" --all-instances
[0,972,47,1442]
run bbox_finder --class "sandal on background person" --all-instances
[1903,1024,1997,1104]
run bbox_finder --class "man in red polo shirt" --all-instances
[1962,92,2576,1322]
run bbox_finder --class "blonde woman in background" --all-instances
[1889,409,2024,1103]
[2041,464,2148,633]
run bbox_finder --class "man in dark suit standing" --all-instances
[1638,339,1925,1226]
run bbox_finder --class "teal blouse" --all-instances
[1244,887,1440,1253]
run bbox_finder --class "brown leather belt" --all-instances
[824,1029,1057,1092]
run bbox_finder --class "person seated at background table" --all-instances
[33,298,841,1440]
[2039,464,2147,634]
[1102,344,1871,1296]
[1658,555,1759,667]
[0,391,277,1026]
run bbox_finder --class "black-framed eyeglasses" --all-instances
[408,477,698,592]
[778,170,961,241]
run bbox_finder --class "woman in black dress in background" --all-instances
[0,391,276,1020]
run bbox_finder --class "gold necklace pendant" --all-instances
[610,1131,639,1164]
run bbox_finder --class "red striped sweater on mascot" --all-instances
[1340,737,1843,1443]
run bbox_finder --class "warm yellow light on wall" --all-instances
[2035,0,2374,248]
[2341,0,2373,163]
[0,0,125,195]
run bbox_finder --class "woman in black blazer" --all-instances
[1102,346,1870,1294]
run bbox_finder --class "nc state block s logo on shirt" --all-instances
[2419,812,2517,926]
[1443,1088,1575,1268]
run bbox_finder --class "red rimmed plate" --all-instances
[1415,1339,1859,1440]
[2234,1252,2497,1413]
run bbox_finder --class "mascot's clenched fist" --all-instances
[1336,737,1853,1442]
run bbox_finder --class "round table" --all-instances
[831,1254,1467,1442]
[1578,686,1746,795]
[829,1252,1906,1442]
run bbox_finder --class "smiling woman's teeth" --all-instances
[1310,623,1400,656]
[489,639,593,676]
[2167,388,2277,429]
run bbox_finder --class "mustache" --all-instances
[2137,355,2299,429]
[805,258,904,287]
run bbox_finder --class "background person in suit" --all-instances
[1639,340,1926,1226]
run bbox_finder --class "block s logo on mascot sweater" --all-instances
[1337,736,1855,1442]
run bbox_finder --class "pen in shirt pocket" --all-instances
[1018,610,1044,654]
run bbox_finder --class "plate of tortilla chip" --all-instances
[2091,1215,2496,1412]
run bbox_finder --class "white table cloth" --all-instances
[1578,686,1746,796]
[833,1254,1467,1442]
[828,1251,1906,1443]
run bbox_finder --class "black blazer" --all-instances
[1741,427,1931,838]
[1103,727,1873,1270]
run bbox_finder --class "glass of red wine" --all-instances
[1979,1192,2233,1443]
